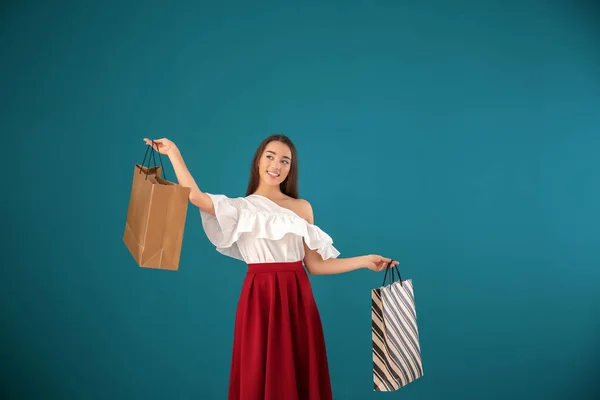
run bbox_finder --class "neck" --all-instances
[253,183,284,199]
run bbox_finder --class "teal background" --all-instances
[2,0,599,399]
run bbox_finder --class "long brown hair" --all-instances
[245,134,299,198]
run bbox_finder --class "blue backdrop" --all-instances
[2,1,599,399]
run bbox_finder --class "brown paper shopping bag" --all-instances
[122,144,191,270]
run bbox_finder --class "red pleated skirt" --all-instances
[228,260,333,400]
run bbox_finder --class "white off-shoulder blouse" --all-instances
[199,193,340,264]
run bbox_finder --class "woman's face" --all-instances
[258,141,292,187]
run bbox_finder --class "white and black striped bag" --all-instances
[372,264,424,391]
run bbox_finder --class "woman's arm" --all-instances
[303,245,368,275]
[143,138,215,216]
[167,147,215,215]
[297,199,397,275]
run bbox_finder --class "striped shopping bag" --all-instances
[372,263,424,391]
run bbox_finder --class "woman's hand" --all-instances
[143,138,178,155]
[363,255,399,272]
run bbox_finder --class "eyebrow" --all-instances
[266,150,291,160]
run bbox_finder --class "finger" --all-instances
[150,141,162,151]
[143,138,160,147]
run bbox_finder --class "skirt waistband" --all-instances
[247,260,304,273]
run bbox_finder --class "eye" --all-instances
[282,160,289,165]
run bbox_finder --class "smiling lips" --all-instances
[267,171,280,178]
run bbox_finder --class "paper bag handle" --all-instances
[139,139,166,180]
[381,260,402,287]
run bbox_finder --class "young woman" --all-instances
[143,134,399,400]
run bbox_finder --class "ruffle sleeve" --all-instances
[199,193,340,261]
[199,193,246,261]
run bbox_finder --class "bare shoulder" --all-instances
[291,198,314,224]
